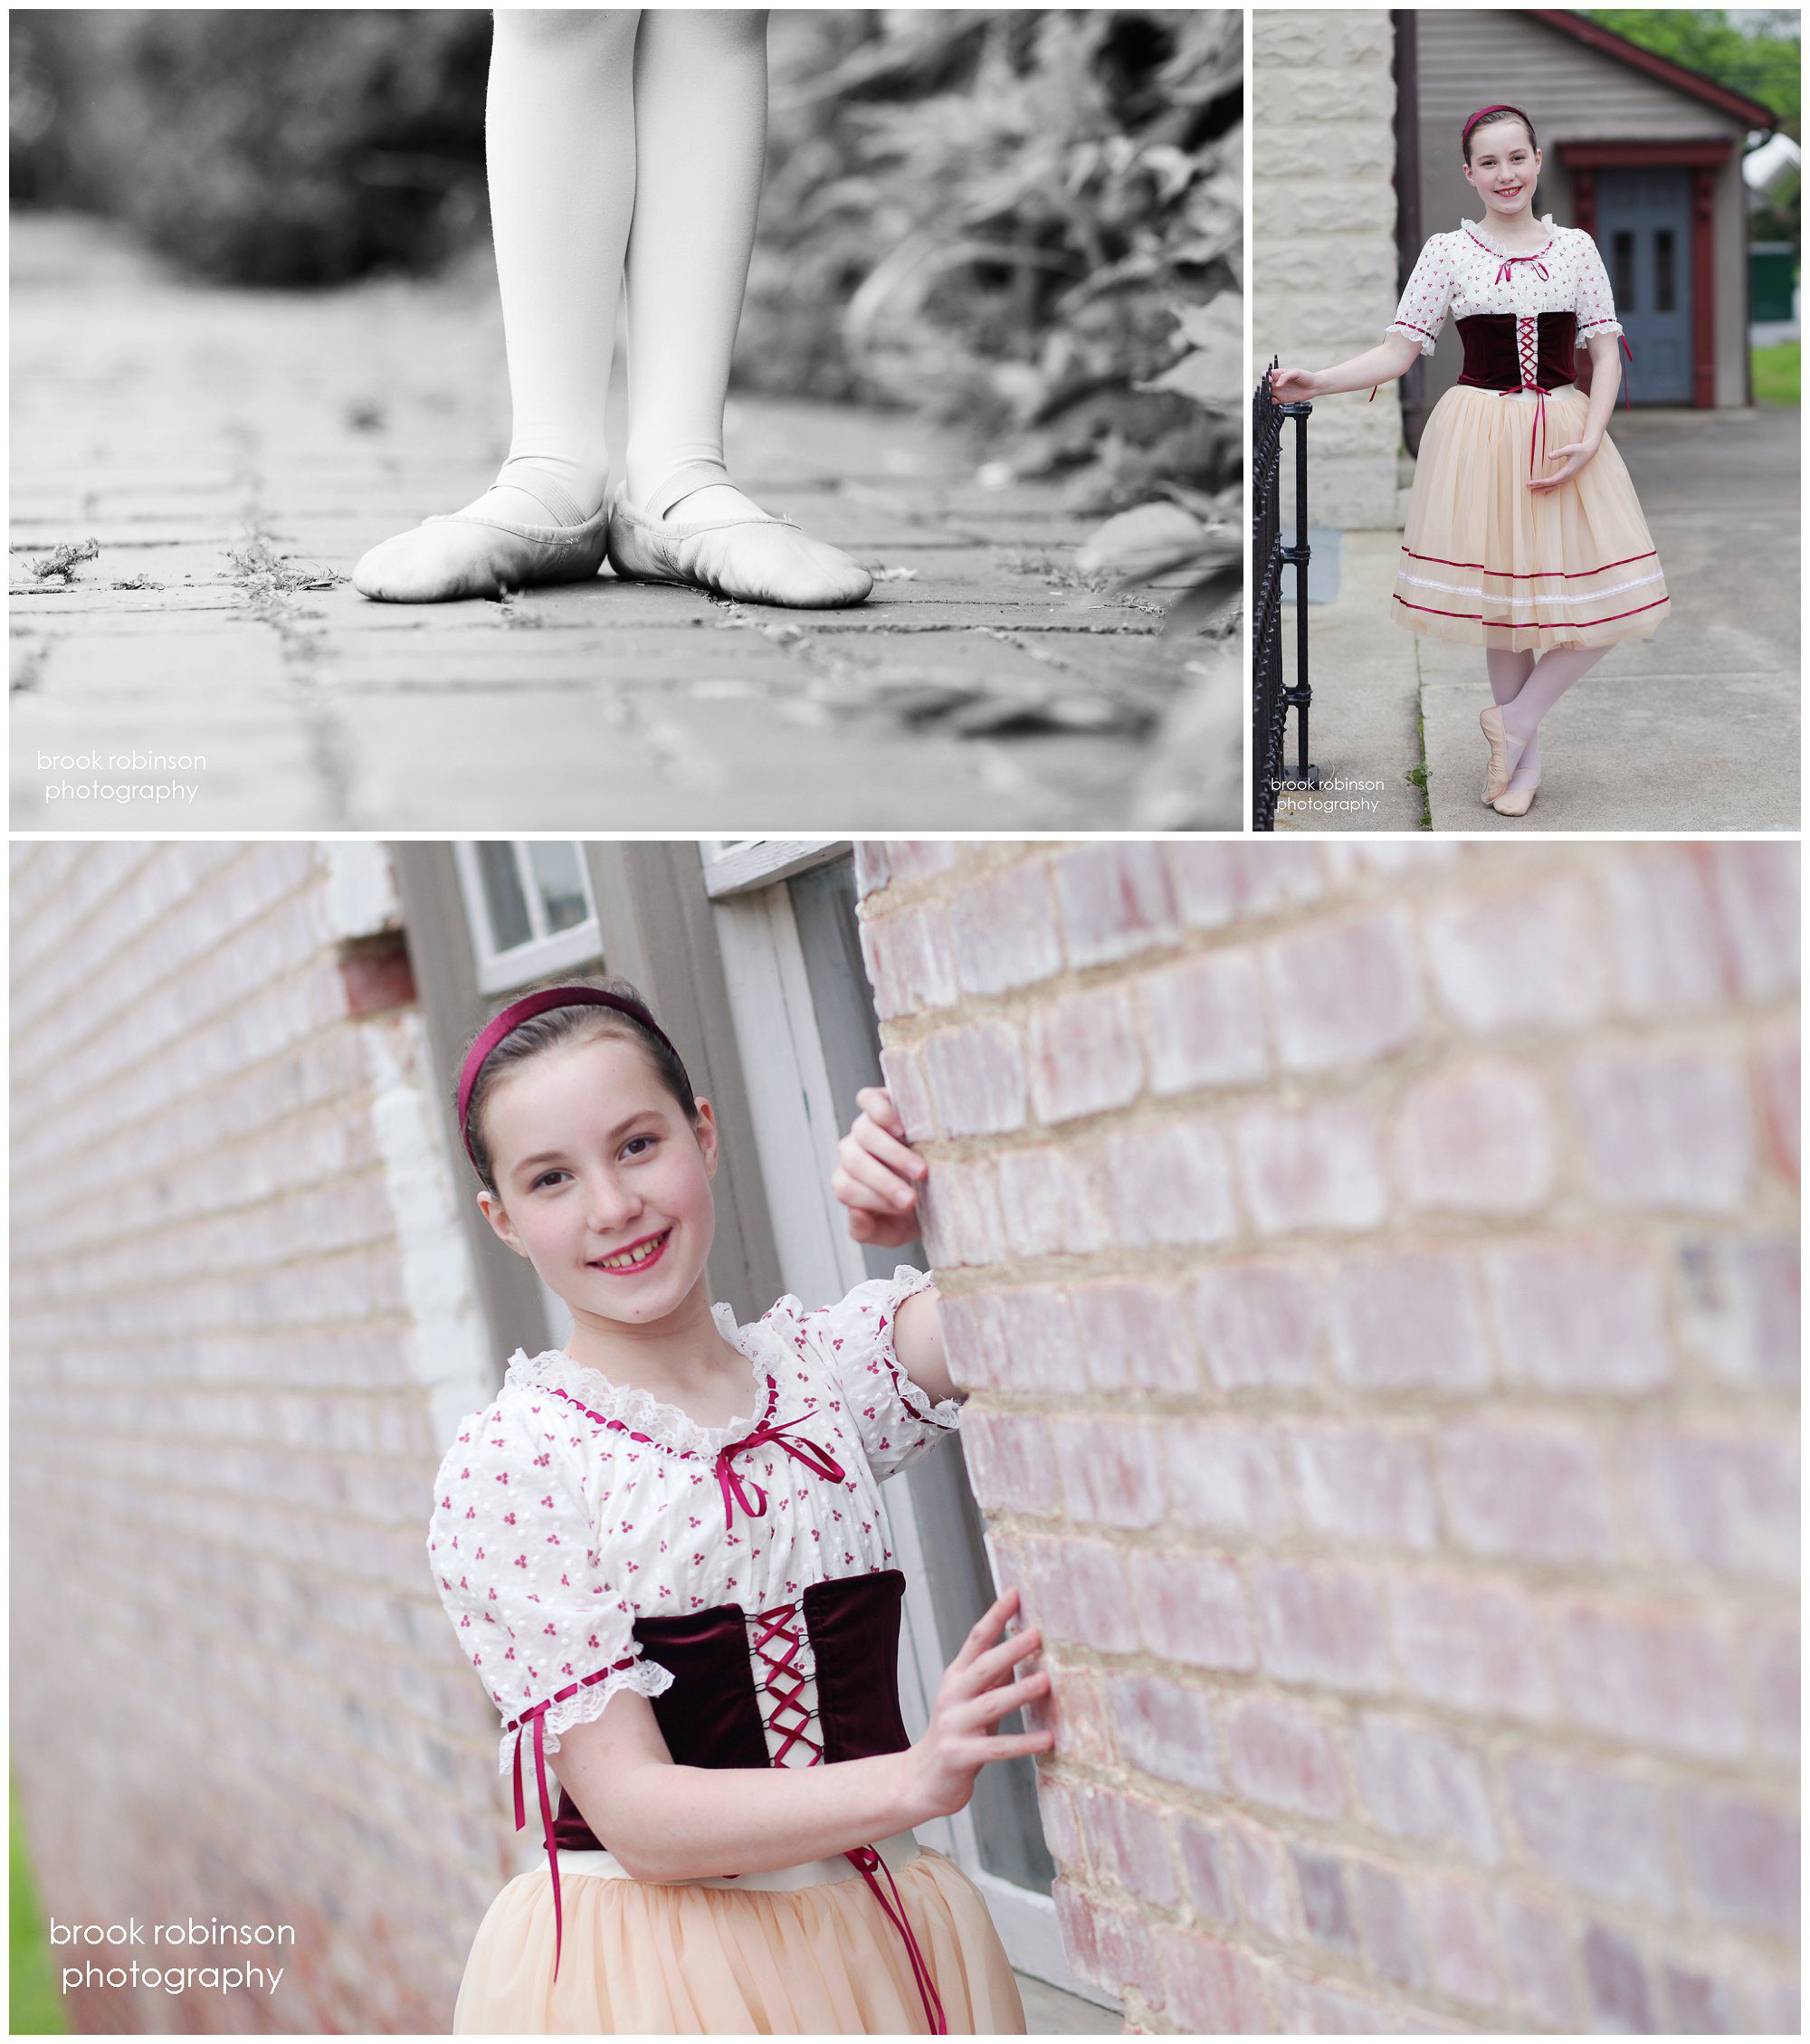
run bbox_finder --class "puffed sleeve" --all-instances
[427,1398,672,1775]
[1387,234,1453,355]
[1573,232,1624,341]
[805,1265,962,1481]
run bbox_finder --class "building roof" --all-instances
[1530,11,1781,131]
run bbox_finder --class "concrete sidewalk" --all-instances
[1271,406,1799,832]
[10,214,1224,832]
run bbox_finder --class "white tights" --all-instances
[1484,643,1609,789]
[477,8,768,528]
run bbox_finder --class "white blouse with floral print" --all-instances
[426,1266,958,1780]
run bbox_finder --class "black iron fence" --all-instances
[1251,357,1317,830]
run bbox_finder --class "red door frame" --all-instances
[1560,139,1730,410]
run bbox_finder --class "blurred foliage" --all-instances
[1586,10,1799,129]
[9,9,1242,498]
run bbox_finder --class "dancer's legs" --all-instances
[1486,646,1538,784]
[620,8,769,522]
[1499,642,1610,788]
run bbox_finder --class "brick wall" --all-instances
[858,838,1800,2036]
[10,841,500,2033]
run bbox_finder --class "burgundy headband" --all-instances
[456,985,686,1170]
[1462,103,1531,145]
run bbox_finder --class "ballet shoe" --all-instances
[352,497,609,604]
[1492,779,1540,817]
[1479,704,1528,804]
[605,489,873,609]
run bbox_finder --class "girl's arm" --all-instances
[832,1086,957,1404]
[1529,331,1620,494]
[1271,332,1422,404]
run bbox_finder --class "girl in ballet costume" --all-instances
[427,980,1041,2033]
[357,11,872,610]
[1272,103,1670,817]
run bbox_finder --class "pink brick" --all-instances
[1439,1423,1613,1564]
[947,861,1064,995]
[1052,1665,1118,1769]
[1662,1963,1744,2034]
[1393,1060,1555,1213]
[987,1288,1087,1395]
[1071,1281,1198,1393]
[1129,1550,1253,1671]
[1601,846,1732,1016]
[916,1155,1003,1267]
[1054,841,1179,966]
[1420,1874,1500,2008]
[878,1042,938,1141]
[1098,1117,1237,1247]
[1505,1751,1672,1909]
[1229,1817,1296,1940]
[1234,1100,1388,1234]
[1291,1845,1358,1953]
[919,1022,1026,1136]
[1556,1601,1745,1760]
[1424,875,1605,1033]
[1327,1252,1491,1390]
[995,1145,1112,1257]
[1707,840,1800,1004]
[1752,1020,1799,1187]
[1747,1620,1799,1760]
[958,1410,1058,1516]
[933,1291,1005,1393]
[1275,1975,1396,2035]
[1288,1422,1437,1551]
[881,839,961,887]
[1136,951,1269,1094]
[1678,1789,1799,1937]
[1192,1262,1322,1389]
[1252,1562,1390,1691]
[1487,1241,1672,1393]
[1674,1235,1800,1389]
[1353,1860,1426,1989]
[858,901,957,1019]
[1264,909,1424,1072]
[1026,985,1142,1124]
[1154,1927,1274,2034]
[1176,1816,1234,1925]
[1167,841,1326,928]
[1053,1419,1165,1530]
[1164,1421,1294,1540]
[1107,1674,1221,1793]
[1082,1788,1177,1908]
[1391,1575,1555,1722]
[1582,1923,1653,2031]
[1623,1427,1798,1585]
[1495,1892,1577,2028]
[853,841,891,899]
[1035,1775,1085,1874]
[1352,1713,1500,1865]
[1020,1534,1138,1654]
[1220,1696,1348,1819]
[1570,1049,1756,1212]
[1053,1881,1162,2004]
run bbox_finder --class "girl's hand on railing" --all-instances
[1268,365,1319,402]
[1527,435,1601,492]
[833,1086,926,1248]
[906,1589,1053,1820]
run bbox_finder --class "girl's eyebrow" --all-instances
[514,1109,666,1174]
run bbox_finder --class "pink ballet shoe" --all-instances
[352,499,609,604]
[1492,779,1540,817]
[606,490,872,609]
[1479,704,1528,804]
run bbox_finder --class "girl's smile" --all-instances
[588,1226,673,1276]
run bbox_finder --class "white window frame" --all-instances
[703,841,1113,2012]
[454,840,604,993]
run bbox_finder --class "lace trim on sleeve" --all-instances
[1386,319,1440,358]
[1577,317,1624,340]
[493,1656,674,1775]
[877,1265,962,1431]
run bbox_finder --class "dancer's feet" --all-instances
[607,477,873,609]
[1479,703,1529,804]
[351,458,610,604]
[1491,777,1540,816]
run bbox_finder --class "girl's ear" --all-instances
[478,1185,528,1258]
[693,1098,721,1179]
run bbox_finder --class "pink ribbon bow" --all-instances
[511,1706,566,1979]
[1494,252,1549,289]
[714,1411,845,1530]
[846,1845,948,2033]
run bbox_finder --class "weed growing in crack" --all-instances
[24,537,101,585]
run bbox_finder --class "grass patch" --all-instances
[1752,340,1799,407]
[22,538,100,586]
[11,1785,67,2034]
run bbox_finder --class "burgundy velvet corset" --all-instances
[1456,311,1577,391]
[549,1568,910,1850]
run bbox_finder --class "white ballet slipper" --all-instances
[352,500,610,604]
[605,490,872,609]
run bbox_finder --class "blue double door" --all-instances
[1593,167,1693,404]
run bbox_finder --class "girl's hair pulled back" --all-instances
[1462,103,1538,164]
[461,975,699,1193]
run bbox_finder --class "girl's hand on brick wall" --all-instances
[834,1086,927,1248]
[905,1589,1053,1820]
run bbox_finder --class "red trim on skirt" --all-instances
[1393,594,1671,629]
[1400,546,1658,581]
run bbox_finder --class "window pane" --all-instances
[528,841,589,935]
[1612,231,1636,313]
[476,841,532,952]
[1654,229,1676,313]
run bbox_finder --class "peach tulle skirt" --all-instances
[452,1846,1028,2035]
[1393,383,1671,651]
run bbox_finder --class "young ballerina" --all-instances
[427,980,1041,2033]
[356,10,872,610]
[1271,102,1670,816]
